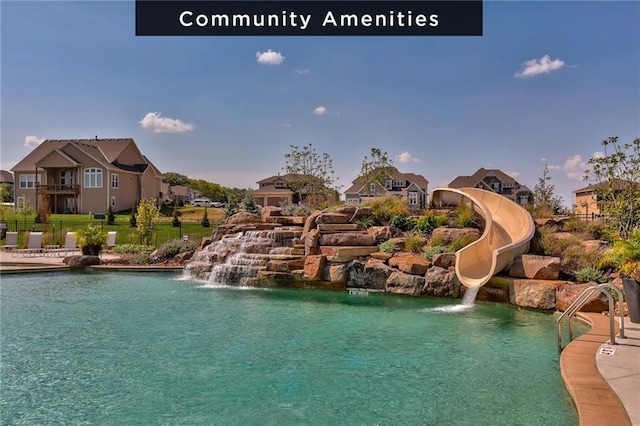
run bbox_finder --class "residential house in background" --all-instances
[573,179,637,218]
[344,169,430,208]
[253,174,298,207]
[166,184,201,205]
[448,168,533,206]
[11,138,163,214]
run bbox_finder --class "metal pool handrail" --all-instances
[556,283,625,352]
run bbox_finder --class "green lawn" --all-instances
[1,208,224,248]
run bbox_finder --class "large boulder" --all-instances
[316,212,350,224]
[323,263,347,284]
[432,253,456,269]
[64,255,101,269]
[301,210,323,239]
[336,205,357,217]
[556,282,610,313]
[423,266,462,298]
[347,259,393,290]
[261,206,282,221]
[318,233,375,246]
[225,212,262,225]
[319,246,378,263]
[580,240,610,250]
[304,228,321,256]
[386,271,425,296]
[431,227,480,246]
[350,206,374,223]
[509,255,561,280]
[303,255,326,281]
[267,259,306,273]
[367,226,392,244]
[510,279,566,310]
[388,253,431,275]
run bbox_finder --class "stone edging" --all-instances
[559,312,631,426]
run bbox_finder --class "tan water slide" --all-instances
[430,187,536,288]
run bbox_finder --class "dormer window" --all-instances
[492,182,501,191]
[393,180,405,188]
[275,181,286,188]
[385,180,392,189]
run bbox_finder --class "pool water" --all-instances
[1,272,578,425]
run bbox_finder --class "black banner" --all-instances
[135,1,483,36]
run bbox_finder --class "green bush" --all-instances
[130,252,152,265]
[113,244,154,255]
[153,239,198,261]
[575,267,604,283]
[423,245,449,261]
[378,240,396,253]
[414,215,437,236]
[434,214,449,227]
[429,234,448,247]
[389,214,416,232]
[362,196,410,224]
[563,216,586,233]
[201,208,210,227]
[356,217,374,230]
[279,201,312,217]
[563,246,604,273]
[450,234,479,252]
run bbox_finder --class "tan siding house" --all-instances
[344,170,430,208]
[448,167,533,206]
[11,138,162,214]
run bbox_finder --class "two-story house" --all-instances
[573,179,637,217]
[344,170,430,208]
[253,174,300,207]
[11,138,163,214]
[448,168,533,206]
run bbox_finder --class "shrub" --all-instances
[414,215,437,236]
[404,231,425,253]
[455,203,475,228]
[153,239,198,261]
[113,244,154,255]
[79,224,106,256]
[619,260,640,281]
[378,240,396,253]
[129,204,137,227]
[389,214,416,232]
[201,208,210,227]
[585,220,607,240]
[356,217,374,230]
[107,205,115,225]
[563,216,586,233]
[130,252,152,265]
[362,196,410,224]
[279,201,311,217]
[450,234,479,251]
[563,246,605,273]
[434,214,449,227]
[423,245,448,261]
[538,228,581,257]
[575,267,604,283]
[429,234,448,247]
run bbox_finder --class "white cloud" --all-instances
[540,157,547,162]
[256,49,285,65]
[396,151,422,164]
[282,123,291,128]
[294,68,310,74]
[593,151,605,159]
[24,135,45,147]
[506,170,521,179]
[139,112,194,133]
[314,106,327,115]
[549,154,588,181]
[514,55,565,78]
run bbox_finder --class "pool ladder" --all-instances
[556,283,626,352]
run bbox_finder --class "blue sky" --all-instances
[1,1,639,207]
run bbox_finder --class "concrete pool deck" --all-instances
[1,251,638,425]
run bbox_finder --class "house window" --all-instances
[385,180,392,189]
[83,168,102,188]
[503,182,514,188]
[111,174,119,189]
[519,195,529,205]
[60,170,73,186]
[275,181,286,188]
[408,192,419,205]
[19,174,40,189]
[16,197,25,209]
[393,181,405,187]
[492,182,501,191]
[111,196,116,208]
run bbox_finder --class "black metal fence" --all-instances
[1,220,220,247]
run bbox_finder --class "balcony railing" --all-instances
[35,184,80,193]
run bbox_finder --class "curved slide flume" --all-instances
[430,187,536,288]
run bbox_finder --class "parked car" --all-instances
[192,199,213,207]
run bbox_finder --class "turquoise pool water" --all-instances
[1,272,578,425]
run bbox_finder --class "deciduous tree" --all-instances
[533,165,563,217]
[358,148,397,196]
[282,143,340,205]
[136,198,161,245]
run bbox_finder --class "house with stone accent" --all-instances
[253,174,301,207]
[448,168,533,206]
[11,138,163,214]
[344,170,429,208]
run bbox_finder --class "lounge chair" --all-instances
[11,232,44,257]
[43,232,79,257]
[0,232,18,252]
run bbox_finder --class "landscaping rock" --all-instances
[432,253,456,269]
[388,253,431,275]
[386,271,425,296]
[510,279,565,310]
[431,227,480,246]
[316,213,350,224]
[509,255,560,280]
[261,206,282,221]
[336,205,357,217]
[370,252,393,261]
[225,212,262,225]
[475,285,510,303]
[423,266,462,298]
[318,233,375,246]
[580,240,610,250]
[350,206,374,223]
[267,259,305,273]
[304,228,320,256]
[319,246,378,262]
[367,226,392,244]
[556,282,610,313]
[301,210,323,239]
[317,224,359,233]
[346,259,393,290]
[303,255,326,281]
[175,251,194,264]
[64,255,101,269]
[323,263,347,284]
